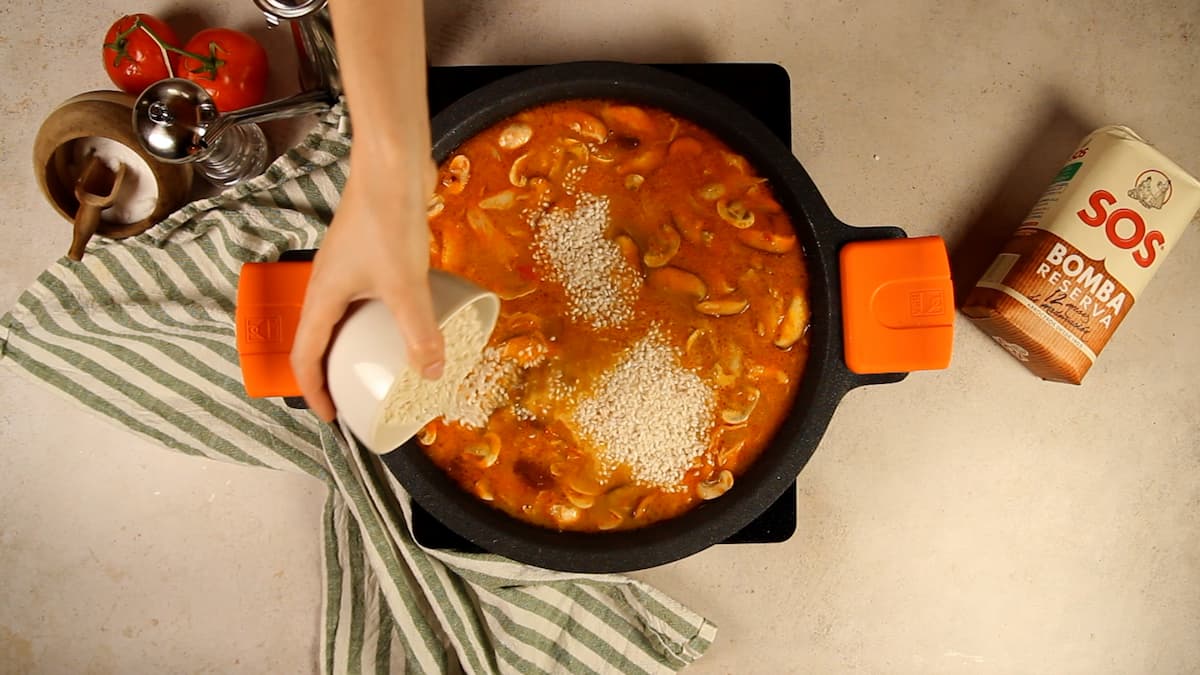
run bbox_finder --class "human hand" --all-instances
[290,154,444,422]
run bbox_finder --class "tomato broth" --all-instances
[420,100,810,532]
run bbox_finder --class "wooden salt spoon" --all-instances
[68,155,127,261]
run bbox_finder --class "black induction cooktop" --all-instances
[408,63,799,551]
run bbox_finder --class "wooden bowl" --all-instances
[32,90,194,243]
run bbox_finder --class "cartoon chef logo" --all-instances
[1128,169,1172,210]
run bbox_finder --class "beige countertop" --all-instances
[2,1,1197,673]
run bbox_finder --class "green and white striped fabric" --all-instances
[1,106,716,674]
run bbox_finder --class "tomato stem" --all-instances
[138,24,176,78]
[106,17,225,79]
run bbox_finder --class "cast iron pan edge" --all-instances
[381,62,906,572]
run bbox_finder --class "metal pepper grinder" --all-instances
[253,0,342,98]
[133,79,333,186]
[131,0,342,187]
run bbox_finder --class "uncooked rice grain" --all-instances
[444,344,522,428]
[381,305,487,427]
[570,326,715,487]
[531,193,639,328]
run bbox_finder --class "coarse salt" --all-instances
[73,136,159,225]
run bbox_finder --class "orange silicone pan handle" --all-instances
[840,236,955,374]
[235,260,313,398]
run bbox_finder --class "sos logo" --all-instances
[1075,173,1171,269]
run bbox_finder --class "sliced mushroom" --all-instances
[543,146,570,184]
[618,147,666,175]
[723,152,751,174]
[479,190,517,210]
[525,176,558,207]
[721,386,760,425]
[564,490,595,510]
[604,485,642,516]
[518,379,557,422]
[718,439,746,468]
[774,295,809,349]
[748,362,791,385]
[562,137,590,164]
[474,479,495,502]
[614,234,641,271]
[713,363,737,388]
[466,207,494,233]
[633,494,657,519]
[567,471,606,497]
[557,110,608,143]
[464,432,500,468]
[648,266,707,299]
[757,290,785,338]
[596,509,624,531]
[736,268,771,336]
[601,105,655,137]
[508,153,530,187]
[642,222,681,268]
[696,296,749,317]
[549,504,582,526]
[723,343,744,377]
[717,199,755,228]
[589,146,617,162]
[685,326,708,354]
[443,154,470,194]
[737,228,797,253]
[498,122,533,150]
[427,194,445,218]
[697,470,734,500]
[504,312,542,336]
[710,273,736,296]
[698,183,726,201]
[496,282,536,300]
[671,207,705,245]
[500,333,549,366]
[745,183,784,213]
[668,136,703,159]
[416,425,437,445]
[625,174,645,190]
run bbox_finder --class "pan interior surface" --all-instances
[383,62,857,572]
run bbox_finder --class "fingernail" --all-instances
[422,360,445,379]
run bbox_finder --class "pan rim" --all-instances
[381,61,872,572]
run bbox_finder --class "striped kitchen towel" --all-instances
[0,105,716,674]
